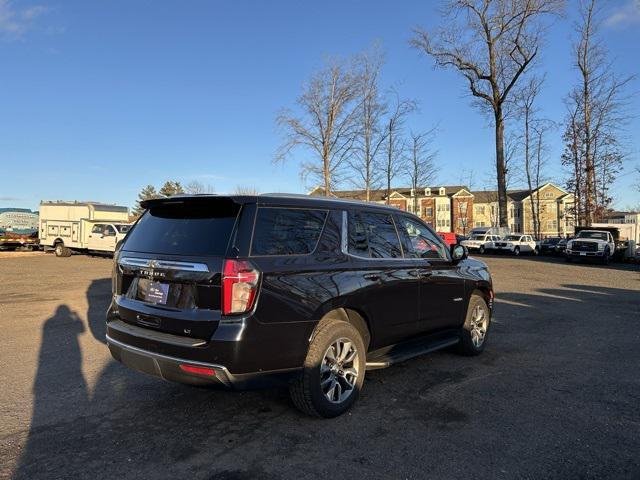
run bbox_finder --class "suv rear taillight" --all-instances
[222,259,260,315]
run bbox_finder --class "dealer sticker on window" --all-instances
[145,281,169,304]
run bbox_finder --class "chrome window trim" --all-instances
[119,257,209,272]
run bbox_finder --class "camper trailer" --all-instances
[39,201,131,257]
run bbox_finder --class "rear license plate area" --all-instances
[127,277,197,309]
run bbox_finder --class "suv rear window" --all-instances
[251,207,327,256]
[123,201,239,256]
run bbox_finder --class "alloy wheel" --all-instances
[320,338,359,404]
[470,305,489,348]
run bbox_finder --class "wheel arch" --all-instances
[311,307,371,351]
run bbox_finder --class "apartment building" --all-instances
[310,182,574,237]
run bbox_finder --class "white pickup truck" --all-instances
[565,229,615,264]
[493,234,539,256]
[461,234,502,254]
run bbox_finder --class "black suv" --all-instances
[107,194,493,417]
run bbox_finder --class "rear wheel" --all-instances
[457,294,491,356]
[290,319,365,418]
[514,246,521,256]
[479,245,485,254]
[54,243,71,257]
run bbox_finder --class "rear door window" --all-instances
[251,207,327,256]
[348,211,402,259]
[123,201,240,255]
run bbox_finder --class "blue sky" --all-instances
[1,0,639,212]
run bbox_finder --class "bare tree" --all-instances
[515,76,546,239]
[561,100,584,224]
[412,0,564,227]
[382,91,416,204]
[185,180,214,194]
[404,130,439,214]
[233,185,260,195]
[276,56,361,195]
[347,49,388,201]
[563,0,634,224]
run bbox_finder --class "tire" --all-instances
[456,294,491,356]
[514,246,520,256]
[602,249,610,265]
[479,245,485,254]
[533,246,540,256]
[289,319,366,418]
[54,243,71,258]
[565,256,572,263]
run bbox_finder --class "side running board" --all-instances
[365,336,460,370]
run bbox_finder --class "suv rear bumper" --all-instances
[107,334,300,389]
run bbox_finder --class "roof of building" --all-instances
[312,185,470,201]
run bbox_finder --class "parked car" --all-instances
[437,231,457,246]
[461,234,502,254]
[555,237,571,255]
[493,234,539,256]
[539,237,562,255]
[106,194,494,418]
[566,229,616,264]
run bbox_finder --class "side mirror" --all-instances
[451,244,468,262]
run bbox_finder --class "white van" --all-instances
[39,201,131,257]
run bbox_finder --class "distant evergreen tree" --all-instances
[158,180,185,197]
[133,184,159,216]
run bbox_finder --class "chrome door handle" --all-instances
[363,273,381,281]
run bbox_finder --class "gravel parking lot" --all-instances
[1,253,639,479]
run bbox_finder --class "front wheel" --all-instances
[290,319,365,418]
[513,246,521,256]
[479,245,485,254]
[457,294,491,356]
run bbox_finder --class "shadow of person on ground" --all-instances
[13,305,89,479]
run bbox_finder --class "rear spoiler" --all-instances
[140,195,255,210]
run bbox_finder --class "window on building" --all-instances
[424,188,431,196]
[424,207,433,217]
[475,205,485,215]
[544,191,554,198]
[547,220,557,230]
[439,187,446,196]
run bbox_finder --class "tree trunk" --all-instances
[494,108,508,228]
[323,153,330,196]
